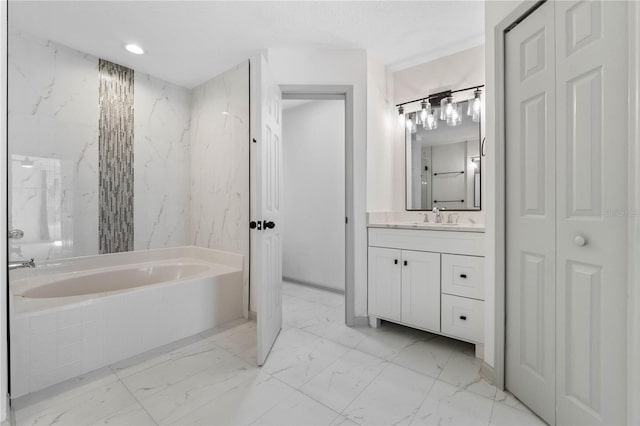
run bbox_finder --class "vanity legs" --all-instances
[369,316,381,328]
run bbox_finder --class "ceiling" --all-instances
[9,1,484,89]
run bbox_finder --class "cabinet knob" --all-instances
[574,235,587,247]
[459,315,467,321]
[459,273,467,279]
[403,260,408,266]
[394,259,398,265]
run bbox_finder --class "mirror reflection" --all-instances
[405,98,481,211]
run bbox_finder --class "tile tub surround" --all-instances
[11,282,542,426]
[9,246,244,398]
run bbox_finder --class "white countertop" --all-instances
[367,222,485,233]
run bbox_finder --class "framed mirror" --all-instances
[405,95,481,211]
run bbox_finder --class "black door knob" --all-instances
[249,221,257,229]
[264,221,276,229]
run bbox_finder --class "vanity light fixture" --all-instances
[420,100,429,124]
[467,89,482,122]
[20,156,34,168]
[124,43,144,55]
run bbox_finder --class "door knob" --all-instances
[574,235,587,247]
[264,221,276,229]
[8,229,24,240]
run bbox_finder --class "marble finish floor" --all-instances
[11,282,544,425]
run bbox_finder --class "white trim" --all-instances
[628,2,640,423]
[1,0,8,420]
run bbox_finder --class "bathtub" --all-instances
[9,246,244,398]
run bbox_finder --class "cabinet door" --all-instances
[368,247,401,322]
[401,250,440,332]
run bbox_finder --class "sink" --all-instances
[401,222,459,226]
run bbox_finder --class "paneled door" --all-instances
[400,250,440,332]
[367,247,402,322]
[253,55,283,366]
[505,2,557,423]
[506,1,629,425]
[554,1,628,424]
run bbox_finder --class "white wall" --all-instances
[190,62,250,316]
[366,53,396,212]
[484,0,526,368]
[1,0,8,419]
[266,48,369,317]
[282,100,345,291]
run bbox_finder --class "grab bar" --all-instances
[434,200,464,203]
[433,171,464,176]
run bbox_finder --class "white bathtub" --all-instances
[9,246,244,398]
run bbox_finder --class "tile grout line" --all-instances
[113,370,159,425]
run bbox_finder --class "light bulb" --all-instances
[440,96,454,120]
[467,89,482,122]
[425,109,438,130]
[124,44,144,55]
[447,104,462,126]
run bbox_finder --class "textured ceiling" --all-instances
[9,1,484,88]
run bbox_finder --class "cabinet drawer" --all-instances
[441,254,484,300]
[441,294,483,343]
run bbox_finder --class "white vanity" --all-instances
[367,223,485,352]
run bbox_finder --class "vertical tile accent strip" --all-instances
[98,59,134,254]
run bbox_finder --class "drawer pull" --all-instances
[404,260,408,266]
[460,273,467,279]
[459,315,467,321]
[394,259,398,265]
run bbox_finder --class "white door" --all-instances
[506,1,629,424]
[505,2,557,423]
[253,55,283,366]
[367,247,401,322]
[554,1,628,424]
[401,250,440,332]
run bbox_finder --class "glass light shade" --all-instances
[447,104,462,126]
[420,100,430,124]
[425,109,438,130]
[440,96,454,121]
[467,89,482,122]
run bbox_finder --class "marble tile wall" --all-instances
[9,30,193,261]
[8,30,100,262]
[133,73,191,250]
[190,62,250,310]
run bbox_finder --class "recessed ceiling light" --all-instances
[221,111,229,115]
[125,44,144,55]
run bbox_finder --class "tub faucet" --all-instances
[432,207,443,223]
[9,258,35,270]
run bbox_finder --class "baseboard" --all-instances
[352,316,370,327]
[248,311,257,321]
[283,276,345,295]
[480,361,499,388]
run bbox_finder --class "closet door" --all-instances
[555,1,628,424]
[505,2,557,424]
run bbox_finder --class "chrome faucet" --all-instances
[9,258,35,270]
[432,207,443,223]
[447,213,459,224]
[423,213,429,223]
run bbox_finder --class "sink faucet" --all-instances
[432,207,443,223]
[447,213,459,224]
[9,258,35,270]
[423,213,429,223]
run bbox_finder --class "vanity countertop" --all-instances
[367,222,485,233]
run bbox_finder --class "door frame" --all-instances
[492,1,640,423]
[278,85,356,327]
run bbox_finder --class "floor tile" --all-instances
[391,336,455,379]
[251,387,340,425]
[342,363,436,426]
[410,380,494,425]
[119,341,234,399]
[14,376,137,426]
[137,355,256,424]
[438,351,497,400]
[300,348,388,413]
[169,371,298,425]
[489,400,547,426]
[93,402,157,425]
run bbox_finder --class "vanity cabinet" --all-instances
[368,247,440,332]
[367,226,485,345]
